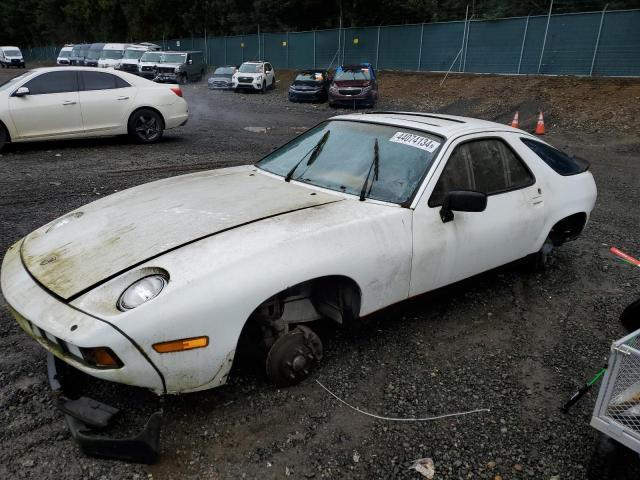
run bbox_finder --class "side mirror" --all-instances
[188,59,193,65]
[14,86,30,97]
[440,190,487,223]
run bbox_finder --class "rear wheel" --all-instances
[128,109,164,144]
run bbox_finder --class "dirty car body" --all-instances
[1,113,597,398]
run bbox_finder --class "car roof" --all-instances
[332,111,532,139]
[1,46,20,50]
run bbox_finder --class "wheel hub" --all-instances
[266,326,323,386]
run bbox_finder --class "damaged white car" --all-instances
[2,113,597,397]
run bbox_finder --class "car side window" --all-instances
[521,138,589,176]
[81,71,129,91]
[23,71,78,95]
[266,63,272,72]
[429,138,534,207]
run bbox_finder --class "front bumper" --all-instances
[329,90,376,107]
[208,80,233,90]
[233,81,262,91]
[48,353,163,463]
[289,89,325,102]
[1,240,165,393]
[154,73,179,83]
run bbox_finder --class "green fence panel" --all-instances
[288,31,314,69]
[594,10,640,76]
[541,12,601,75]
[263,33,288,69]
[465,17,528,74]
[343,27,378,67]
[419,21,465,72]
[518,16,548,74]
[207,37,226,66]
[315,29,341,69]
[378,24,421,70]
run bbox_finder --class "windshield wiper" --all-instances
[284,130,331,182]
[359,138,379,201]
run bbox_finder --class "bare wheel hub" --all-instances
[266,326,323,387]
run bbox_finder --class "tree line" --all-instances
[0,0,632,47]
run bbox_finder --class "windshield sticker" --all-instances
[390,132,440,153]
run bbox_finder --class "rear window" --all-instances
[521,138,589,176]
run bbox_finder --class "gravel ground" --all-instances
[0,69,639,479]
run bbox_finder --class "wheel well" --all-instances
[549,212,587,246]
[128,107,166,131]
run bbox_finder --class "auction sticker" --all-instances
[389,132,440,153]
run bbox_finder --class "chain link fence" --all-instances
[23,8,640,77]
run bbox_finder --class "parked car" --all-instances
[69,44,90,66]
[208,65,238,90]
[328,63,378,108]
[232,61,275,93]
[154,51,205,84]
[0,112,597,405]
[288,69,330,102]
[118,43,161,74]
[56,45,74,65]
[0,46,25,68]
[84,43,106,67]
[98,43,130,69]
[0,67,188,150]
[138,51,164,80]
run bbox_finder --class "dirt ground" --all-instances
[0,67,639,480]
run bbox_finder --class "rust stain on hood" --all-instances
[21,166,341,299]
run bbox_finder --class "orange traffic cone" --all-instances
[535,111,546,135]
[510,112,519,129]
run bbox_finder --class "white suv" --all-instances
[232,61,275,93]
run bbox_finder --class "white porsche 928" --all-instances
[0,67,188,150]
[1,113,596,395]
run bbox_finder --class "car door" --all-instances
[8,70,83,139]
[410,134,545,296]
[265,63,274,86]
[78,71,135,133]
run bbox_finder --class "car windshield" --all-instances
[214,67,235,75]
[59,50,71,58]
[124,49,145,59]
[335,68,371,81]
[295,72,324,82]
[0,71,31,90]
[161,53,186,63]
[257,120,443,205]
[4,49,21,56]
[101,49,124,60]
[141,52,162,62]
[239,63,262,73]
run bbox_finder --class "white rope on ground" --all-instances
[316,380,490,422]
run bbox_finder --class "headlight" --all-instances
[256,75,262,81]
[362,85,372,92]
[329,84,338,92]
[118,275,167,311]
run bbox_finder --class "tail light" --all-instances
[170,86,183,97]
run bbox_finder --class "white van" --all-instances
[0,46,25,68]
[98,43,130,69]
[118,43,161,74]
[56,45,74,65]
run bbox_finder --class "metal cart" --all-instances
[589,328,640,478]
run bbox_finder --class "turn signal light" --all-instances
[81,347,123,368]
[170,86,183,97]
[153,336,209,354]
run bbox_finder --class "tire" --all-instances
[179,73,187,85]
[587,433,630,480]
[0,124,7,151]
[261,81,267,94]
[621,298,640,333]
[271,76,276,90]
[128,109,164,144]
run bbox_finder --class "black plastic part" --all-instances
[59,396,119,428]
[47,353,162,464]
[621,298,640,333]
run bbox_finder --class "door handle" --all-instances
[117,96,130,101]
[62,101,76,106]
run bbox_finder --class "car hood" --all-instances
[159,63,182,69]
[19,166,342,300]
